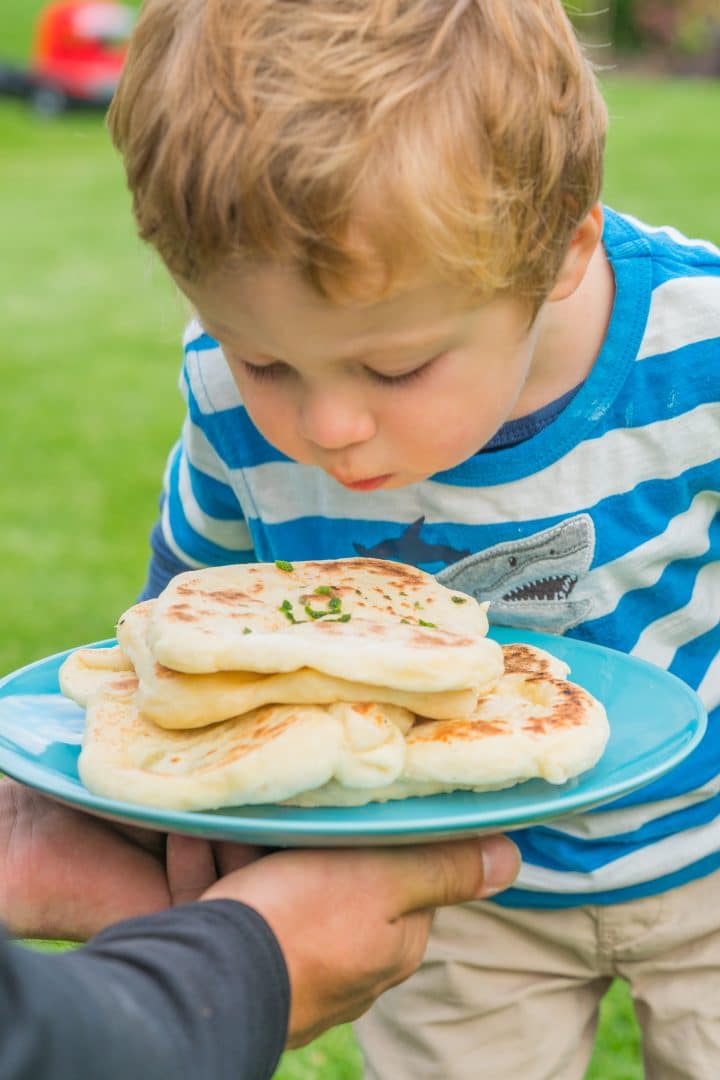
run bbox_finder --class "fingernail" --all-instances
[479,835,521,897]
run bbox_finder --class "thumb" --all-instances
[393,834,520,916]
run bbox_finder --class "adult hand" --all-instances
[0,780,174,940]
[195,833,520,1047]
[0,780,264,941]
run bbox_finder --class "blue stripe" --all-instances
[254,513,585,572]
[509,793,720,875]
[186,458,245,521]
[577,510,720,656]
[615,341,719,417]
[186,396,289,468]
[646,241,720,287]
[166,452,256,565]
[671,622,720,691]
[185,331,220,353]
[493,853,720,909]
[578,462,719,567]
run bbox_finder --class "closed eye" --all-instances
[365,356,439,387]
[240,360,292,382]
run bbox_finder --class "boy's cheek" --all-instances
[242,396,304,458]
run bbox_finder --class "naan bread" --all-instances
[59,645,134,706]
[285,644,609,806]
[112,601,495,728]
[146,559,500,692]
[75,644,608,812]
[78,673,414,810]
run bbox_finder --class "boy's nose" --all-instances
[298,386,376,450]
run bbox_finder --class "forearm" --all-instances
[0,900,289,1080]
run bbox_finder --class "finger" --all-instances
[382,834,520,917]
[104,821,167,858]
[212,841,267,876]
[166,833,218,905]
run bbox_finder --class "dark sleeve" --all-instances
[0,900,289,1080]
[138,520,196,600]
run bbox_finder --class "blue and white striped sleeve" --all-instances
[140,329,257,600]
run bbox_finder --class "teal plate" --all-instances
[0,629,707,846]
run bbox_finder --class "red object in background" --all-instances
[30,1,135,112]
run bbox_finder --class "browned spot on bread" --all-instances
[207,589,258,606]
[166,604,200,622]
[407,629,473,647]
[108,675,139,693]
[522,682,590,733]
[251,712,301,742]
[410,718,509,742]
[301,558,427,589]
[175,582,200,597]
[502,644,554,677]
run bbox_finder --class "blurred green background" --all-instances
[2,3,719,1078]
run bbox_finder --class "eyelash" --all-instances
[240,359,436,387]
[240,362,289,383]
[367,364,432,387]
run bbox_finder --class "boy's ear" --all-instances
[547,203,604,303]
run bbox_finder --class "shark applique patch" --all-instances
[437,515,596,634]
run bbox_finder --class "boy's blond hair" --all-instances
[109,0,607,307]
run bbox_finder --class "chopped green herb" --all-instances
[418,619,437,628]
[413,601,422,609]
[337,612,352,622]
[327,596,342,613]
[275,560,294,572]
[400,618,410,624]
[243,627,253,635]
[279,599,300,623]
[304,605,330,620]
[451,596,468,604]
[314,585,331,595]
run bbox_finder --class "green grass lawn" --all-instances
[2,16,719,1075]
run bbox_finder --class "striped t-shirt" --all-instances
[143,208,720,907]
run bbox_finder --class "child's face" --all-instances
[178,264,542,490]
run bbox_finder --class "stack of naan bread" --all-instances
[59,558,609,810]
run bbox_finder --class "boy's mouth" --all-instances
[332,473,393,492]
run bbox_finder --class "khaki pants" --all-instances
[356,870,720,1080]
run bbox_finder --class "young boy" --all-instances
[108,1,720,1076]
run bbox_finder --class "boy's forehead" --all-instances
[176,262,482,360]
